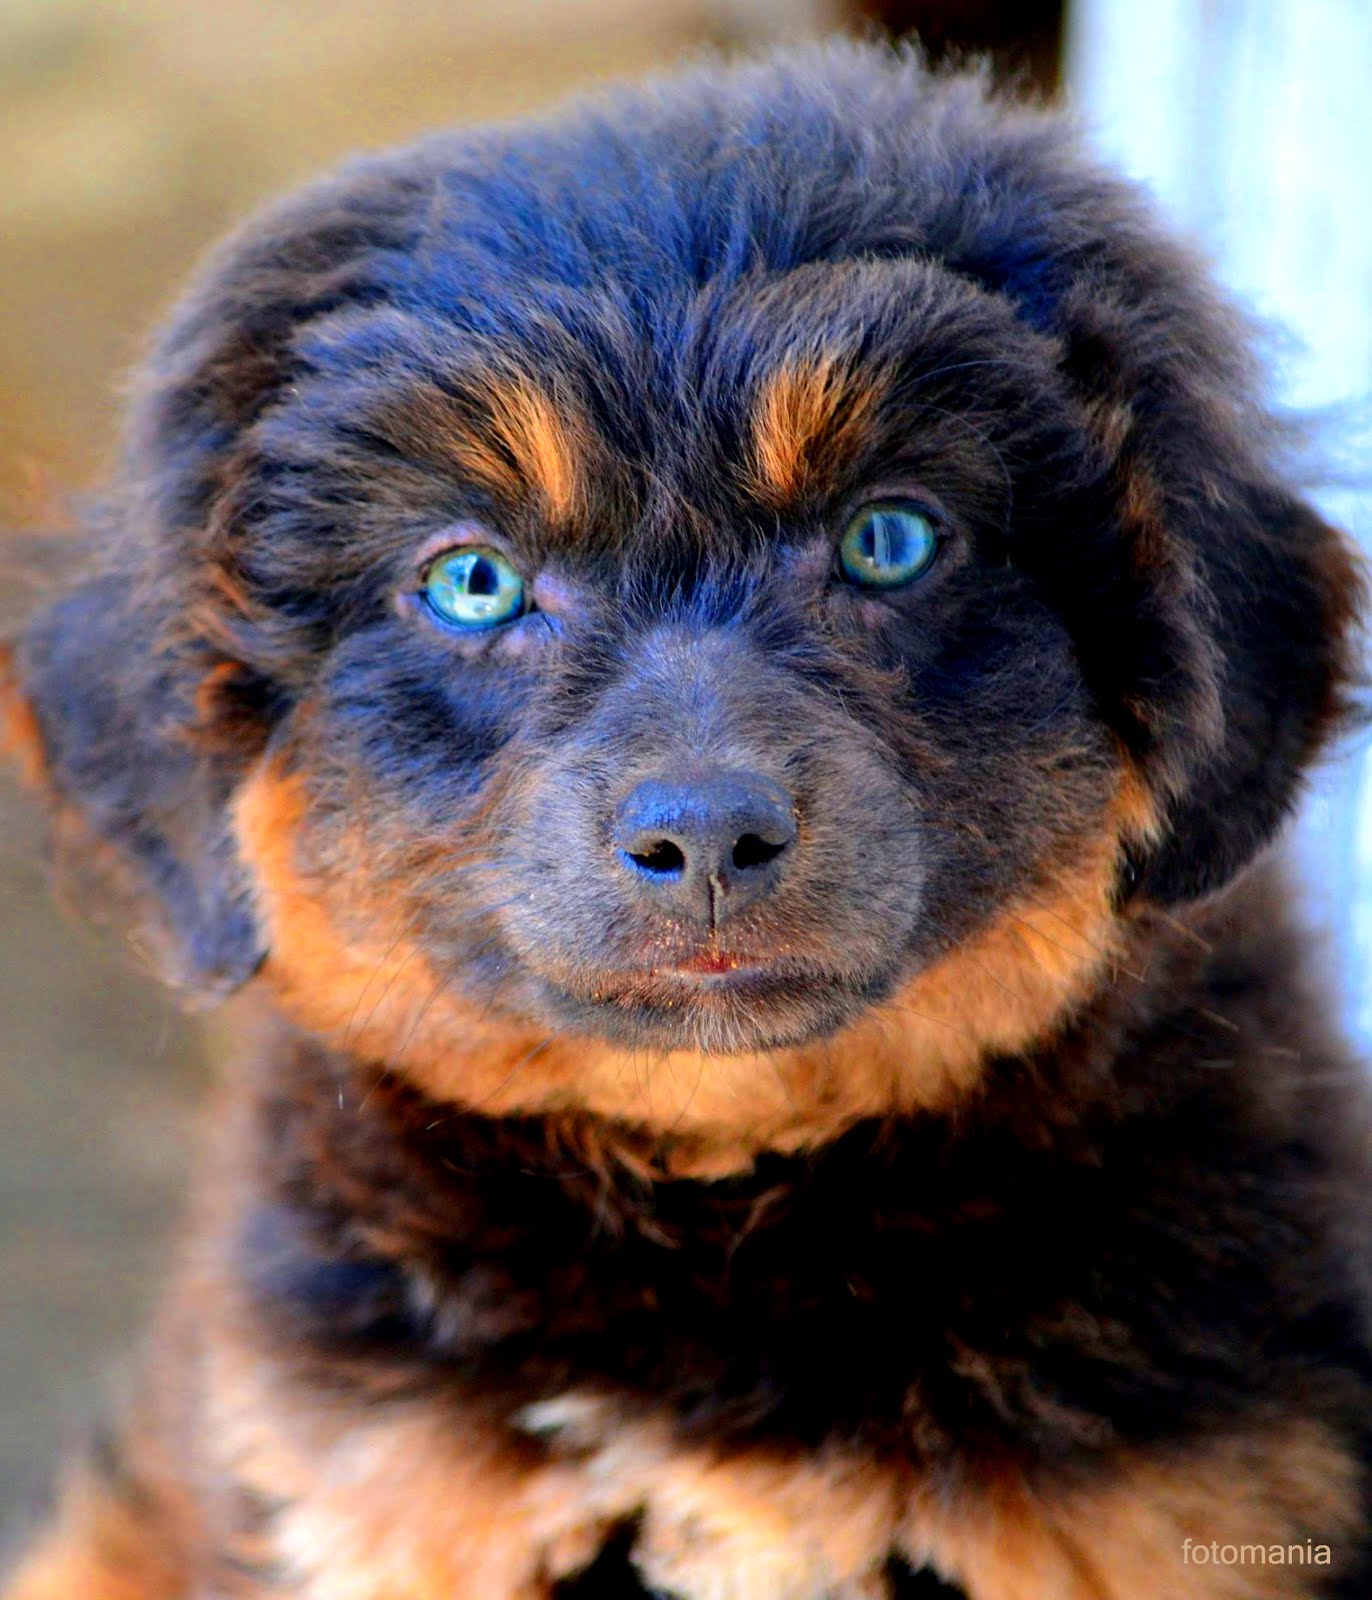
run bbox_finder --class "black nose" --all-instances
[612,768,797,927]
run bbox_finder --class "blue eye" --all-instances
[838,502,940,590]
[422,547,526,630]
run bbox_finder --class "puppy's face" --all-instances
[231,261,1126,1068]
[6,53,1359,1151]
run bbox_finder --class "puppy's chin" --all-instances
[529,962,888,1054]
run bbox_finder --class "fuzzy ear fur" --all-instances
[978,244,1367,908]
[0,160,413,1000]
[1136,489,1364,903]
[3,574,264,1000]
[1060,297,1364,906]
[934,100,1365,906]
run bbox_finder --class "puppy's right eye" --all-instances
[421,547,526,631]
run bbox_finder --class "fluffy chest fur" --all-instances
[195,910,1369,1598]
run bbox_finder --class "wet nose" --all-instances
[612,769,797,926]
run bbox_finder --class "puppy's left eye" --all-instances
[839,502,939,590]
[422,547,526,630]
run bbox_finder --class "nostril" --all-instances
[626,839,686,876]
[612,769,796,911]
[731,832,788,872]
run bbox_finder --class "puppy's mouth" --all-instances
[604,961,804,1002]
[531,948,888,1053]
[651,948,780,978]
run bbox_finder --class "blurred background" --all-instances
[1,0,1368,1544]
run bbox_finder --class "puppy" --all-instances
[3,39,1370,1600]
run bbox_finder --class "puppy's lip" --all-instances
[531,956,884,1051]
[659,950,772,977]
[590,953,812,998]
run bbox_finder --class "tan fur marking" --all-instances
[206,1358,906,1600]
[486,378,584,525]
[203,1345,1359,1600]
[426,375,586,524]
[370,369,590,524]
[0,645,49,790]
[234,760,1157,1173]
[231,758,576,1112]
[905,1418,1363,1599]
[749,358,882,506]
[877,780,1144,1075]
[2,1463,186,1600]
[1114,758,1162,848]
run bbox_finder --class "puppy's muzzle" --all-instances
[612,768,797,928]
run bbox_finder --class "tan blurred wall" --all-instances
[0,0,741,504]
[0,0,820,1533]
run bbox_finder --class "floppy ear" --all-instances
[945,111,1368,905]
[1135,487,1364,903]
[0,156,419,997]
[2,571,265,1001]
[1058,291,1365,906]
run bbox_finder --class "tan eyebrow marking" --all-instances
[384,372,589,526]
[473,377,584,525]
[748,356,884,507]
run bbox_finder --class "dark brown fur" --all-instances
[4,41,1371,1599]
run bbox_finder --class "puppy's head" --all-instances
[5,46,1361,1155]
